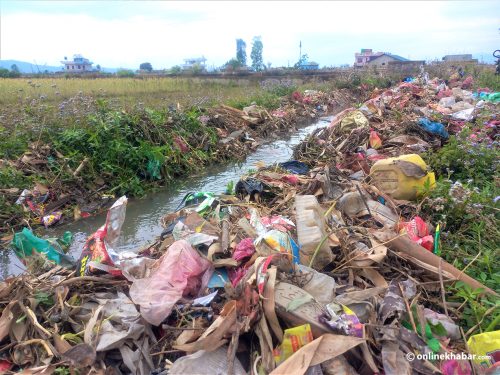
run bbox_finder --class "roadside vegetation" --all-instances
[421,109,499,336]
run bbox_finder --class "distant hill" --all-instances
[0,60,61,73]
[0,60,118,74]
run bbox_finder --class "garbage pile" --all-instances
[2,75,499,375]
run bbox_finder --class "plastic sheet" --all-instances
[340,110,369,132]
[11,228,74,267]
[279,160,310,175]
[417,118,449,139]
[76,196,128,276]
[129,240,213,325]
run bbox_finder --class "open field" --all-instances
[0,77,266,109]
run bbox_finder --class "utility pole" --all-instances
[299,41,302,64]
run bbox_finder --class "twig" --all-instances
[55,276,128,287]
[457,250,482,280]
[331,232,406,273]
[150,349,183,356]
[460,326,477,375]
[308,232,330,268]
[465,306,499,337]
[399,282,417,333]
[439,258,449,317]
[355,185,373,217]
[162,325,205,331]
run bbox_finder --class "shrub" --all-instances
[116,69,135,78]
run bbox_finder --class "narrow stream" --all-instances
[2,116,331,278]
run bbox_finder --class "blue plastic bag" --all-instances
[418,118,449,139]
[279,160,310,175]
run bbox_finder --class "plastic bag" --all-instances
[438,96,456,108]
[42,210,62,228]
[11,228,75,267]
[418,118,449,139]
[340,110,369,132]
[232,238,255,261]
[279,160,310,175]
[129,240,213,325]
[76,196,127,276]
[320,303,363,338]
[397,216,434,251]
[169,346,246,375]
[467,330,500,370]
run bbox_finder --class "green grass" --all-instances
[421,121,500,337]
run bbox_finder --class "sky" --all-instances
[0,1,499,69]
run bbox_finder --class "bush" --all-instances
[0,68,21,78]
[260,78,297,96]
[421,119,500,335]
[52,105,218,196]
[116,69,135,78]
[425,123,498,187]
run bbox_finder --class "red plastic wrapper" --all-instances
[76,196,128,277]
[228,266,249,287]
[369,130,382,149]
[397,216,434,251]
[260,215,295,232]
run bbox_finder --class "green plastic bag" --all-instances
[485,92,500,103]
[11,228,75,267]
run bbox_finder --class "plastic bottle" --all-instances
[294,195,333,269]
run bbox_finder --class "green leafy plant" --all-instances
[34,291,54,307]
[225,180,235,195]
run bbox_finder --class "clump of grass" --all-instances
[475,69,500,91]
[52,104,218,196]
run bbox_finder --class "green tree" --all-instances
[170,65,181,74]
[250,36,264,71]
[0,68,10,78]
[236,39,247,66]
[191,63,203,74]
[294,54,309,69]
[10,64,19,73]
[224,58,242,71]
[96,64,101,71]
[140,62,153,72]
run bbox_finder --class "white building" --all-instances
[61,54,93,72]
[181,57,207,71]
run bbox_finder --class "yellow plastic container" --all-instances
[370,154,435,200]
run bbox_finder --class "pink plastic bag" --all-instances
[129,240,213,325]
[232,238,255,261]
